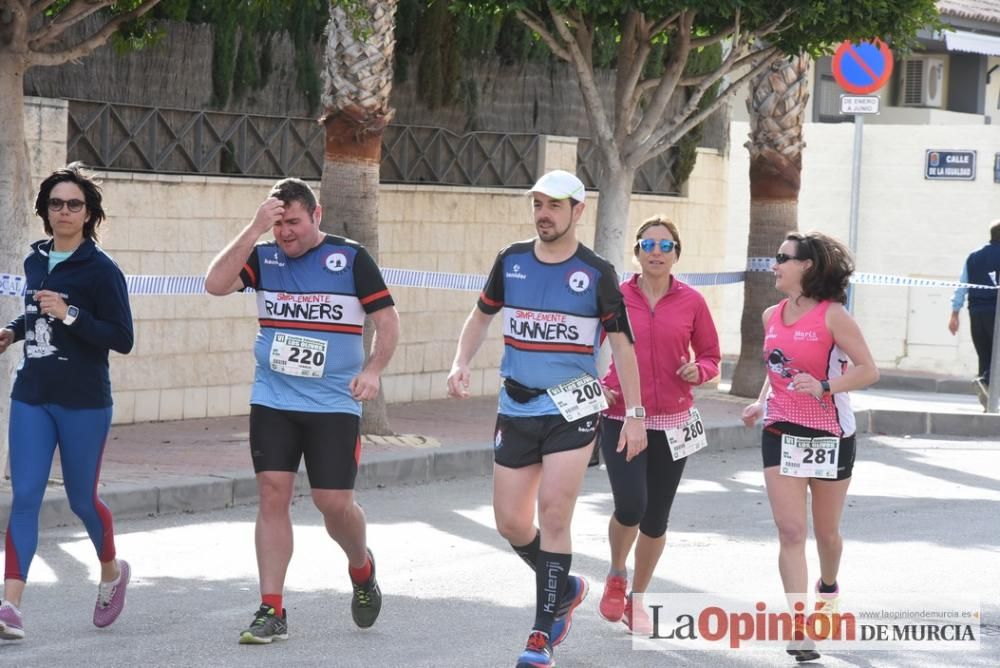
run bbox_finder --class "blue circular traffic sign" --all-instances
[832,40,894,95]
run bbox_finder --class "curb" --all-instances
[866,408,1000,438]
[2,410,994,531]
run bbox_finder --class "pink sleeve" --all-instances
[691,298,721,384]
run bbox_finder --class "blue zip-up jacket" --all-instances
[5,238,134,408]
[966,241,1000,314]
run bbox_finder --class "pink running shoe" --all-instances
[598,574,628,622]
[0,600,25,640]
[622,594,653,636]
[93,559,130,628]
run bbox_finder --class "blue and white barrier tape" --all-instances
[1,265,996,298]
[0,268,749,297]
[745,257,998,290]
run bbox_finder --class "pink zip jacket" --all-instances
[602,275,721,418]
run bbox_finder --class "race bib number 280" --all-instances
[269,333,327,378]
[666,408,708,461]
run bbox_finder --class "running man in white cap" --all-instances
[447,170,646,668]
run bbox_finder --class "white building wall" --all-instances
[726,120,1000,377]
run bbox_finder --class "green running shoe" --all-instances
[351,548,382,628]
[239,604,288,644]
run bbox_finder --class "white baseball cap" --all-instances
[528,169,586,204]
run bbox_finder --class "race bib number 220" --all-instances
[269,333,327,378]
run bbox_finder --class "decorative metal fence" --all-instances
[380,125,538,187]
[577,138,681,196]
[67,100,326,179]
[66,100,539,187]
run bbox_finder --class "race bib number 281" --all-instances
[780,434,839,479]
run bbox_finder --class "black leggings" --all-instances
[970,310,995,384]
[599,418,687,539]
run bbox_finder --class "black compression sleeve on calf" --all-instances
[534,551,572,636]
[511,530,541,570]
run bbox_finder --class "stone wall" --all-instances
[25,95,997,423]
[17,100,730,423]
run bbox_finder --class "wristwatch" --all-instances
[820,380,831,395]
[63,305,79,326]
[625,406,646,419]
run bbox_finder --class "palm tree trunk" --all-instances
[319,1,398,436]
[319,115,392,435]
[730,54,809,397]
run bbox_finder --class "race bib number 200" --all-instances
[547,375,608,421]
[269,333,327,378]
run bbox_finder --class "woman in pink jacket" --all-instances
[597,216,721,634]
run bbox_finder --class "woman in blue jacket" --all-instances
[0,163,134,641]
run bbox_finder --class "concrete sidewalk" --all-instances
[1,385,997,530]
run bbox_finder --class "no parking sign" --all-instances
[832,39,894,94]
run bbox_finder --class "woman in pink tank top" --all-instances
[741,232,879,661]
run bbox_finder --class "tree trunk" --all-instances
[729,198,798,396]
[730,55,809,398]
[0,53,33,477]
[319,118,392,435]
[592,165,636,271]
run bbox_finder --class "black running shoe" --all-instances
[351,548,382,628]
[239,604,288,644]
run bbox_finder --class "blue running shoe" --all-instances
[515,630,553,668]
[550,574,588,647]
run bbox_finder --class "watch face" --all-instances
[68,306,79,317]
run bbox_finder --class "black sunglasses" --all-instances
[48,198,85,213]
[774,253,805,264]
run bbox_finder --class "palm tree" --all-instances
[730,54,810,397]
[319,0,398,434]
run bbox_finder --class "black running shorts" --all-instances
[761,421,856,481]
[249,404,361,489]
[493,413,599,469]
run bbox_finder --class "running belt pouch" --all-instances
[504,377,547,403]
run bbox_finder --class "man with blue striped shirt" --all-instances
[206,178,399,644]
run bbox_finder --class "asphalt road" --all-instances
[1,433,998,667]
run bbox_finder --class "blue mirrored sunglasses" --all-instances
[637,238,676,253]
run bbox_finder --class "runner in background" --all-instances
[948,219,1000,409]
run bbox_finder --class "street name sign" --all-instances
[925,150,976,180]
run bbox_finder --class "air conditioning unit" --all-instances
[899,56,945,107]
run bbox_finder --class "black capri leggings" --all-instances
[599,418,687,539]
